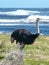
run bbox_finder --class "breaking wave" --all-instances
[0,15,49,24]
[0,9,40,15]
[26,15,49,22]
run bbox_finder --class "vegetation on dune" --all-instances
[0,34,49,65]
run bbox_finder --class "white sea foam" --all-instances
[0,31,4,34]
[0,15,49,24]
[26,15,49,22]
[0,19,25,22]
[0,9,40,15]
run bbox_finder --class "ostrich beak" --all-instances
[11,38,14,43]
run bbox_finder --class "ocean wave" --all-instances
[0,24,22,26]
[26,15,49,22]
[0,9,40,15]
[0,23,49,26]
[0,15,49,24]
[0,19,25,22]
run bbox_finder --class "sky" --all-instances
[0,0,49,8]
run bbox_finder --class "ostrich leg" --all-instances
[19,42,25,55]
[19,43,25,65]
[17,42,25,65]
[17,42,25,54]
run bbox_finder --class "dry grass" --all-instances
[0,34,49,65]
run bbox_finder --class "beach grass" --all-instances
[0,34,49,65]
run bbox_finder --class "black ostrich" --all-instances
[11,18,40,50]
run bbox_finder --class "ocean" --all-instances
[0,8,49,35]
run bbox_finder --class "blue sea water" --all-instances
[0,24,49,35]
[0,8,49,35]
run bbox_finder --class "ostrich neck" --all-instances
[36,21,40,34]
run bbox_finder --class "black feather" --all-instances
[11,29,39,45]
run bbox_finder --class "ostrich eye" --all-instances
[11,38,14,43]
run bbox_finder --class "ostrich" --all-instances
[11,18,40,51]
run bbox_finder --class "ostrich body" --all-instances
[11,29,39,44]
[11,18,40,50]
